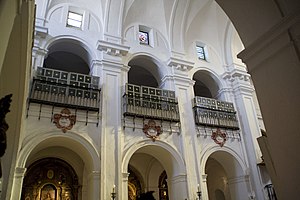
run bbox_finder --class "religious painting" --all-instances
[41,184,56,200]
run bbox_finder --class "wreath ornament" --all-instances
[211,128,227,147]
[53,108,76,133]
[143,120,162,141]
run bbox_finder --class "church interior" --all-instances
[0,0,299,199]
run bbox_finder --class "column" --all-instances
[224,69,265,200]
[97,40,130,200]
[10,167,26,200]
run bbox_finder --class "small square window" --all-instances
[67,11,83,28]
[139,31,149,45]
[196,45,206,60]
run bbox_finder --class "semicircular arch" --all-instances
[126,53,169,86]
[191,68,225,98]
[17,131,100,173]
[43,35,97,68]
[122,139,185,177]
[200,145,247,178]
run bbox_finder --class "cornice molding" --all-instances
[222,68,251,83]
[35,25,48,38]
[32,46,48,55]
[167,57,194,72]
[161,75,194,88]
[96,40,130,56]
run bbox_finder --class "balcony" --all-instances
[123,83,180,122]
[193,96,239,130]
[28,67,100,111]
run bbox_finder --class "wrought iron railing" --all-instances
[123,83,180,122]
[28,67,100,111]
[193,96,239,129]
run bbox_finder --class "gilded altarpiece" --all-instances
[21,158,79,200]
[159,171,169,200]
[128,167,143,200]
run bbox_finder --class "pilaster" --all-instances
[10,167,26,200]
[97,41,129,200]
[223,67,265,200]
[87,171,101,200]
[163,58,200,200]
[32,25,48,72]
[199,174,209,200]
[227,175,254,200]
[169,174,188,200]
[121,172,129,200]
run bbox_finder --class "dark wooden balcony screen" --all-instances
[193,96,239,129]
[123,83,180,122]
[29,67,100,111]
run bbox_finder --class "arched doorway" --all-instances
[123,141,187,200]
[21,158,79,200]
[205,157,231,200]
[205,151,248,200]
[128,152,165,200]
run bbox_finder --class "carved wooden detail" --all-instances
[0,94,12,178]
[21,158,79,200]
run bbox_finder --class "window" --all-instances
[67,11,83,28]
[196,45,206,60]
[138,31,149,45]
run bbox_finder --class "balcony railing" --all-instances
[123,83,180,122]
[193,96,239,129]
[28,67,100,111]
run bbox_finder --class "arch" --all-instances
[223,21,234,66]
[17,130,100,173]
[202,146,250,200]
[215,189,226,200]
[122,140,185,178]
[46,2,104,33]
[126,53,169,86]
[43,35,97,68]
[21,157,79,200]
[200,145,247,177]
[192,69,225,99]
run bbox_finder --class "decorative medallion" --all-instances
[211,128,227,147]
[53,108,76,133]
[143,120,162,141]
[47,169,54,179]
